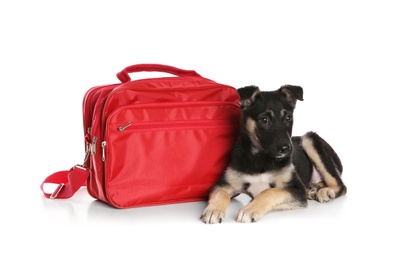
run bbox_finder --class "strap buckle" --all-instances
[50,183,65,200]
[73,164,88,171]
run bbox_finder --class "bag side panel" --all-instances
[85,87,117,202]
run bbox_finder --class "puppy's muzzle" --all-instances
[275,144,291,160]
[280,144,291,154]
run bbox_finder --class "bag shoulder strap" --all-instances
[40,165,90,199]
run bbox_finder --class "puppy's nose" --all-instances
[279,144,291,154]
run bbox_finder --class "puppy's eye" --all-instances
[259,116,269,125]
[285,115,292,121]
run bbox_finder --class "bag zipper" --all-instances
[116,120,236,132]
[118,121,132,132]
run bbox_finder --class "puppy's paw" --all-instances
[200,206,225,224]
[316,187,336,203]
[307,182,326,200]
[236,206,263,223]
[306,186,318,200]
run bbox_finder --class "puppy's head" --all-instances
[237,85,303,160]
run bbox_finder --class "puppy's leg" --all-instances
[302,131,347,203]
[201,185,233,224]
[237,187,307,223]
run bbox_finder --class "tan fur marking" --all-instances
[246,117,262,152]
[236,188,300,223]
[224,168,245,191]
[302,138,339,188]
[301,136,341,199]
[225,166,293,197]
[201,188,231,224]
[246,117,257,138]
[273,165,293,188]
[208,189,231,209]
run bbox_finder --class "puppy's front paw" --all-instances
[236,206,264,223]
[201,206,225,224]
[316,187,336,203]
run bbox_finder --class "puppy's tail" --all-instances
[301,131,347,198]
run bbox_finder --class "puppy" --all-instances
[201,85,347,223]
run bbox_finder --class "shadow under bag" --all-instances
[40,64,241,208]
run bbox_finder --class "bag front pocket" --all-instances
[103,102,240,208]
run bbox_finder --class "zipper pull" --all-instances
[118,121,132,132]
[102,141,107,162]
[92,136,98,154]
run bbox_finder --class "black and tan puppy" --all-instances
[201,85,347,224]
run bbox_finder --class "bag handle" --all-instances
[116,64,202,83]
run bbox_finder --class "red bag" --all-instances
[41,64,241,208]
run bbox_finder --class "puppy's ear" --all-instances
[237,85,260,109]
[280,85,303,107]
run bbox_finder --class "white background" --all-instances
[1,1,395,259]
